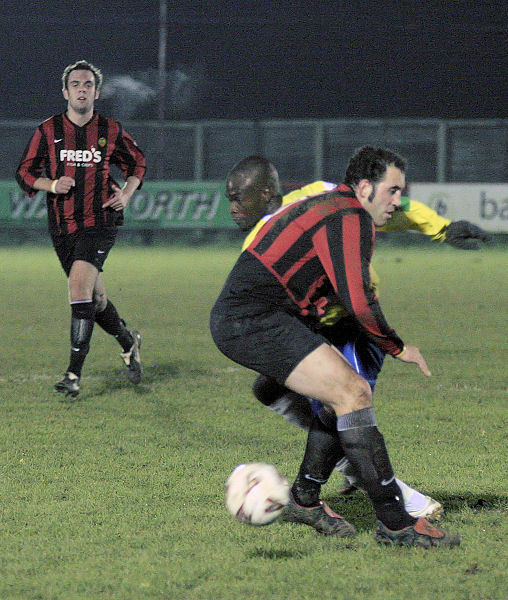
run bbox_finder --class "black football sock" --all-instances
[336,407,416,531]
[252,375,288,406]
[94,300,133,352]
[252,375,313,430]
[291,412,345,507]
[67,301,95,377]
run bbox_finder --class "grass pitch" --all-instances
[0,242,506,600]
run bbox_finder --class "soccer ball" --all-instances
[225,462,290,526]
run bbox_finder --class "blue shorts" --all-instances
[311,324,385,415]
[339,337,385,390]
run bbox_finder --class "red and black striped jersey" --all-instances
[16,112,146,234]
[245,184,404,356]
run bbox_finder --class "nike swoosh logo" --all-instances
[381,476,395,486]
[54,138,63,143]
[97,250,105,254]
[304,474,328,484]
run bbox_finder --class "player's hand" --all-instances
[54,176,75,194]
[445,220,490,250]
[102,184,130,211]
[395,345,431,377]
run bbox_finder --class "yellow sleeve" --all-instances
[284,188,451,241]
[241,216,270,251]
[377,197,451,240]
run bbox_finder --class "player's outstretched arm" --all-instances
[395,345,431,377]
[444,220,490,250]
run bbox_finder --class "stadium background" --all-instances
[1,1,507,241]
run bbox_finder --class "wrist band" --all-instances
[50,179,58,194]
[394,346,407,358]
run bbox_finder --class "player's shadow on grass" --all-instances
[431,492,507,513]
[245,547,310,560]
[140,361,216,383]
[73,361,216,399]
[55,362,182,402]
[57,379,154,402]
[323,491,506,532]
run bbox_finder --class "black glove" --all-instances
[444,220,490,250]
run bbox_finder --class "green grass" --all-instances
[0,243,507,600]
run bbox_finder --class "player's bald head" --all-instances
[227,156,280,194]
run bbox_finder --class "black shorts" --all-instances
[210,302,328,384]
[51,228,117,277]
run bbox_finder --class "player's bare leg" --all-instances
[254,370,443,520]
[284,344,460,547]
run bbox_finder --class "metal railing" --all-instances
[4,118,507,184]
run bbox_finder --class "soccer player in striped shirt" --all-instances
[211,147,461,547]
[16,60,147,397]
[224,155,488,529]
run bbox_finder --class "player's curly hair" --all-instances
[61,60,103,91]
[344,146,406,187]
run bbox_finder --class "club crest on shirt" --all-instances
[98,137,107,147]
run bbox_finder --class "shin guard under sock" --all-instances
[292,413,345,506]
[68,301,95,377]
[94,300,133,352]
[336,411,415,530]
